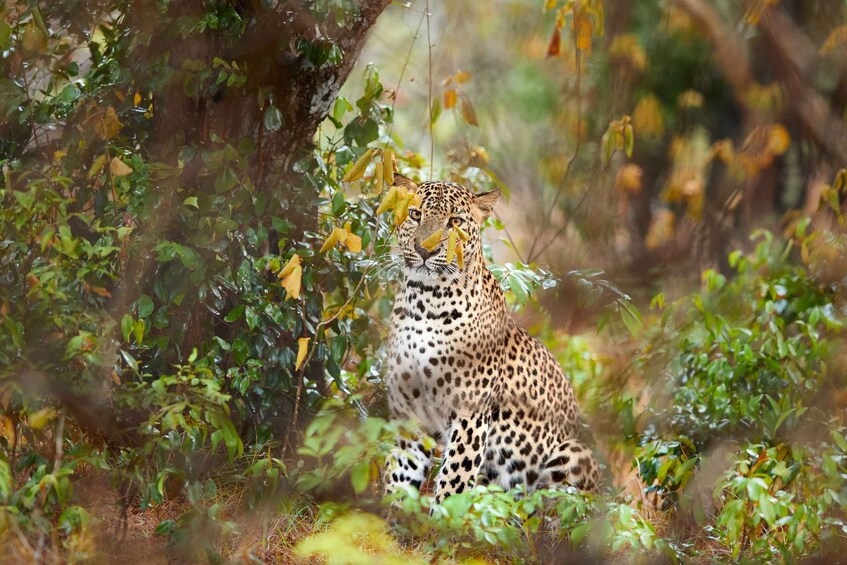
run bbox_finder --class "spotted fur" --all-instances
[384,178,600,502]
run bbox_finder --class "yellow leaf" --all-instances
[421,228,444,251]
[345,233,362,253]
[334,226,347,244]
[88,154,108,179]
[768,124,790,155]
[455,70,472,84]
[374,162,383,190]
[277,253,301,278]
[0,415,15,446]
[821,25,847,56]
[376,186,398,215]
[460,97,479,127]
[445,229,459,264]
[343,222,362,253]
[319,230,339,253]
[342,149,374,182]
[576,16,593,53]
[443,89,458,110]
[133,91,142,106]
[394,195,412,226]
[110,156,133,177]
[615,164,643,195]
[295,337,310,370]
[383,148,395,187]
[95,107,124,140]
[410,193,422,208]
[282,265,302,300]
[28,408,56,431]
[456,239,464,269]
[454,226,470,241]
[645,209,675,250]
[633,95,664,138]
[544,0,557,11]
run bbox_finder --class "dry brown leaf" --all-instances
[96,107,123,140]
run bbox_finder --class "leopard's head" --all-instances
[393,175,500,279]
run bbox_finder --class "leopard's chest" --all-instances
[387,285,492,429]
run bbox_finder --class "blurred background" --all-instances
[354,0,847,326]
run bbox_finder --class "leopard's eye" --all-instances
[408,208,422,222]
[449,216,463,228]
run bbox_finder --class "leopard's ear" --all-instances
[472,189,501,221]
[392,173,418,193]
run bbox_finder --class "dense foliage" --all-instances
[1,0,846,563]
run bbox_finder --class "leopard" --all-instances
[384,175,600,503]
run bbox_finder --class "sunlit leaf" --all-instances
[343,222,362,253]
[421,228,444,251]
[278,253,301,278]
[383,148,395,187]
[575,14,592,53]
[110,157,133,177]
[88,154,108,179]
[445,229,459,264]
[28,408,56,431]
[320,230,339,253]
[342,149,374,182]
[295,337,310,371]
[376,186,398,215]
[767,124,790,155]
[443,89,458,110]
[615,164,643,195]
[282,265,302,300]
[455,70,472,84]
[624,124,634,158]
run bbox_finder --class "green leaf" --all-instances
[137,295,154,318]
[332,96,353,122]
[120,349,139,373]
[0,22,12,51]
[263,105,283,132]
[508,273,529,304]
[215,166,237,192]
[245,306,259,330]
[121,314,133,342]
[133,319,145,344]
[182,196,199,208]
[225,305,245,323]
[331,335,347,363]
[350,462,370,494]
[331,190,346,216]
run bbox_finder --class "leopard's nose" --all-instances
[415,243,434,260]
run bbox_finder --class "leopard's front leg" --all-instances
[385,435,432,497]
[434,411,490,503]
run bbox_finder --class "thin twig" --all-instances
[425,0,434,178]
[530,161,610,261]
[527,4,583,263]
[385,9,426,144]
